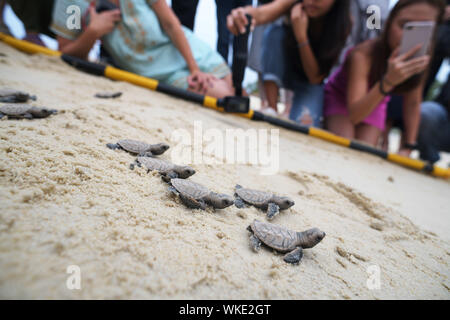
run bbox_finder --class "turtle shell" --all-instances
[118,139,150,154]
[236,187,273,206]
[0,88,29,98]
[171,178,210,200]
[137,157,174,172]
[0,104,32,116]
[250,220,299,252]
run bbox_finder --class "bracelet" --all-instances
[379,75,391,96]
[297,40,310,48]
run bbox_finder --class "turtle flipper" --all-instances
[0,112,4,119]
[179,194,206,210]
[283,247,303,264]
[129,159,141,170]
[168,185,179,196]
[234,196,246,208]
[161,171,177,183]
[139,151,154,157]
[249,234,262,252]
[267,203,280,220]
[106,143,120,150]
[23,113,33,120]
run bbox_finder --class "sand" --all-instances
[0,42,449,299]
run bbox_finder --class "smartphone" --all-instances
[399,21,435,59]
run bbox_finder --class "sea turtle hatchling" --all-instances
[247,219,326,264]
[131,156,195,182]
[234,185,295,220]
[0,88,36,103]
[0,104,57,119]
[106,139,169,157]
[168,178,234,210]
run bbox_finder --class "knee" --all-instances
[420,102,445,131]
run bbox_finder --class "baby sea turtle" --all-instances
[0,104,57,119]
[106,139,169,157]
[131,156,195,182]
[95,92,122,99]
[168,178,234,210]
[247,220,326,264]
[234,185,295,220]
[0,88,36,103]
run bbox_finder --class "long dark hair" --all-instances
[310,0,352,75]
[286,0,351,77]
[369,0,446,94]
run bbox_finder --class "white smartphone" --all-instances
[399,21,436,59]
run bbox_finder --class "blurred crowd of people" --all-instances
[0,0,449,164]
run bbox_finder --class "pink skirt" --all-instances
[324,85,390,131]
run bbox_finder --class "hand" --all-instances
[384,45,430,88]
[227,6,254,36]
[88,6,121,38]
[291,3,308,43]
[188,70,216,95]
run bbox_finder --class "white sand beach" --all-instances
[0,42,449,299]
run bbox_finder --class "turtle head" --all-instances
[299,228,326,249]
[177,166,195,179]
[150,143,170,155]
[210,193,234,209]
[29,107,58,118]
[274,197,295,210]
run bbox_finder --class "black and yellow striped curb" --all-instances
[1,32,448,179]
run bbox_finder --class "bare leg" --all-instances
[381,120,393,151]
[325,115,355,139]
[281,89,293,118]
[258,74,268,109]
[263,81,279,112]
[355,124,381,147]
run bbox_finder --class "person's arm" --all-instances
[58,6,121,59]
[346,49,387,124]
[227,0,296,35]
[399,85,423,156]
[291,3,324,84]
[151,0,214,93]
[152,0,198,73]
[348,45,430,124]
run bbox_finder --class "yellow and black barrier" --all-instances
[0,32,448,179]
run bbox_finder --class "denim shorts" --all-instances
[261,24,324,127]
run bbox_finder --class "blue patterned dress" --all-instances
[51,0,230,89]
